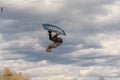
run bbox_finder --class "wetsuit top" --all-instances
[49,31,63,44]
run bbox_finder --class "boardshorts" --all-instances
[48,42,61,48]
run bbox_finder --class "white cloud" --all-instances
[2,0,65,15]
[1,59,120,80]
[0,19,17,27]
[96,32,120,55]
[95,0,120,24]
[0,56,4,69]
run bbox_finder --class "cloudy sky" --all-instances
[0,0,120,80]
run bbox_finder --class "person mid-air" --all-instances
[46,31,63,52]
[42,24,66,52]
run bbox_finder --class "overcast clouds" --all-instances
[0,0,120,80]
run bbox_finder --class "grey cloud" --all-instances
[0,0,119,60]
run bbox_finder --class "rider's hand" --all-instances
[56,32,60,35]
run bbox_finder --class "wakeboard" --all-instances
[42,24,66,36]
